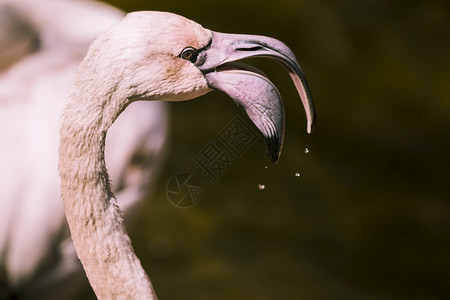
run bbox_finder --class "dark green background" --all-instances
[86,0,449,299]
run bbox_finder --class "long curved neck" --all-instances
[58,71,157,299]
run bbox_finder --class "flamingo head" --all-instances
[83,11,315,162]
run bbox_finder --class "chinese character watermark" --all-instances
[194,115,259,183]
[193,140,235,183]
[166,115,260,207]
[218,115,259,158]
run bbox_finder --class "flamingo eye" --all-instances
[180,47,198,63]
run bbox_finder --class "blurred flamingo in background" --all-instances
[0,0,168,298]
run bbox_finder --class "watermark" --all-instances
[166,115,260,207]
[166,172,202,208]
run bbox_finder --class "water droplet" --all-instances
[264,166,268,169]
[304,148,310,154]
[295,172,301,177]
[258,184,265,190]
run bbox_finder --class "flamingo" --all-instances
[58,10,315,299]
[0,0,168,297]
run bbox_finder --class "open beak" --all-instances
[197,31,315,163]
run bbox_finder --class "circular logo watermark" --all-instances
[166,172,202,208]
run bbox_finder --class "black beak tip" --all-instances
[308,111,316,134]
[269,152,280,163]
[264,135,282,163]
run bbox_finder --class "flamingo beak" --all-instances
[197,31,315,162]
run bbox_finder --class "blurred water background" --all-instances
[84,0,449,299]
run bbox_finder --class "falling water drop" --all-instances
[294,172,300,177]
[304,148,309,154]
[258,184,265,190]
